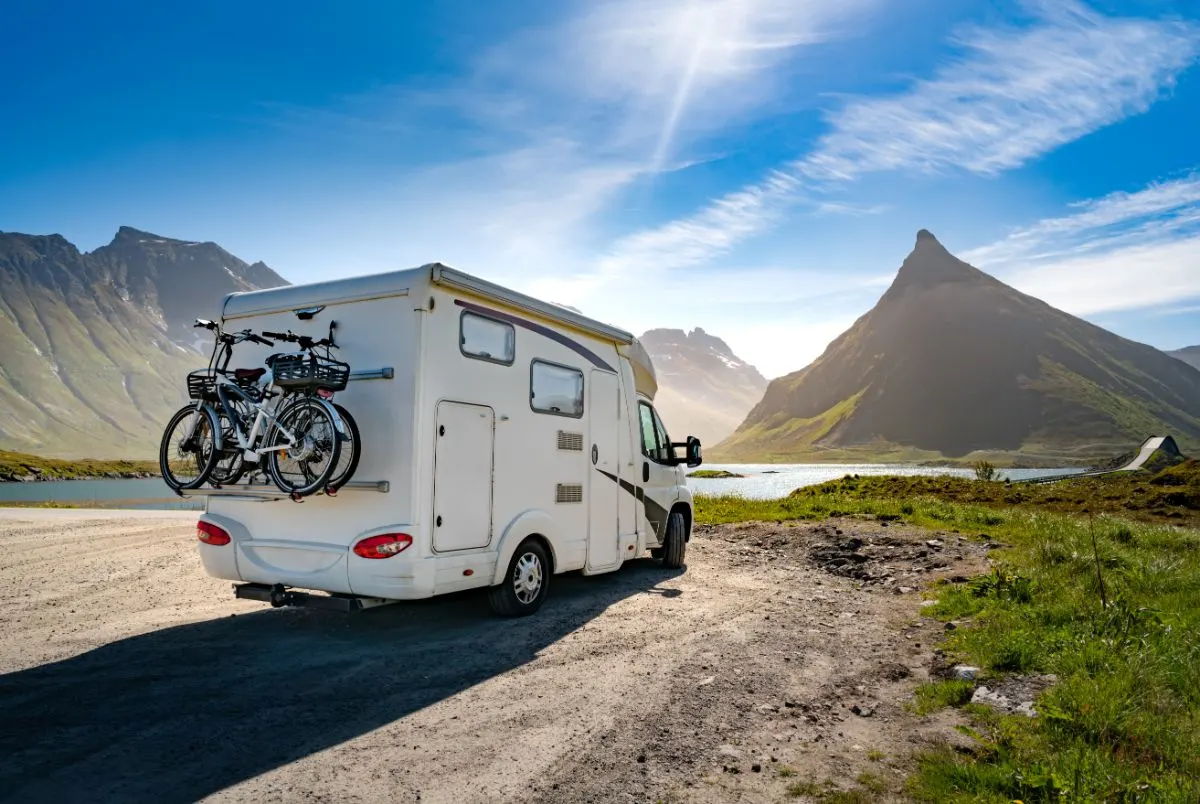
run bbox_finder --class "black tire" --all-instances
[159,403,220,491]
[488,538,551,617]
[209,410,245,487]
[266,398,342,497]
[327,402,361,491]
[661,510,687,569]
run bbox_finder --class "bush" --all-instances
[973,460,998,481]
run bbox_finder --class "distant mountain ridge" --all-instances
[640,327,768,447]
[1170,346,1200,371]
[0,227,287,458]
[712,230,1200,464]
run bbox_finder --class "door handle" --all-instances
[643,462,649,483]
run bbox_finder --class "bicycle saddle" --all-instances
[234,367,267,381]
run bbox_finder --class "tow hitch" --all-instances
[233,582,395,612]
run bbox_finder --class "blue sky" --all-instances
[3,0,1199,378]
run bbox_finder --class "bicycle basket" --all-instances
[186,368,263,400]
[269,353,350,392]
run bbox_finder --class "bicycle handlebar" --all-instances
[261,330,335,350]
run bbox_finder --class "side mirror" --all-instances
[685,436,702,468]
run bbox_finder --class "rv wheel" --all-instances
[489,538,550,617]
[661,511,687,569]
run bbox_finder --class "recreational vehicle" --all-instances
[190,263,702,616]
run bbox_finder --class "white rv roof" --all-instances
[221,262,658,396]
[222,262,634,343]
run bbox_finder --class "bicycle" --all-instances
[158,319,345,499]
[260,324,361,493]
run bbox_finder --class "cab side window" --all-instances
[638,402,672,463]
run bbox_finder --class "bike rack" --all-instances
[179,479,390,501]
[348,367,394,381]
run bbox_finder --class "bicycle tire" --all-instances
[327,402,361,491]
[266,398,342,497]
[159,403,221,491]
[209,410,246,487]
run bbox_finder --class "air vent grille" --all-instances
[555,483,583,503]
[556,431,584,451]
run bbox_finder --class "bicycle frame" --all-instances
[212,372,299,462]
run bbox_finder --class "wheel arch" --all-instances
[490,509,561,585]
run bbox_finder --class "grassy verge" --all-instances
[799,461,1200,528]
[0,450,158,482]
[694,470,1200,802]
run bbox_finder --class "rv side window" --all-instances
[530,360,584,417]
[460,311,515,365]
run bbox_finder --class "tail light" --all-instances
[197,521,231,546]
[353,533,413,559]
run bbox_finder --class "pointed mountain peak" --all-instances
[889,228,986,291]
[112,226,198,246]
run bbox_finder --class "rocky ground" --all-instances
[1,510,998,803]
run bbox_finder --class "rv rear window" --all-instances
[530,360,584,417]
[460,311,515,365]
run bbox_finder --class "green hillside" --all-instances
[0,228,286,459]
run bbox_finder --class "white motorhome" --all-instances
[191,263,702,616]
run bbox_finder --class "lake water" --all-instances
[0,464,1085,509]
[684,463,1086,499]
[0,478,202,510]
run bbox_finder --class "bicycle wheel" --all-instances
[266,398,342,497]
[327,402,361,491]
[209,409,246,487]
[159,403,220,491]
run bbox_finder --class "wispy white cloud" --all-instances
[475,0,878,165]
[1002,235,1200,316]
[959,170,1200,317]
[595,0,1200,276]
[962,171,1200,268]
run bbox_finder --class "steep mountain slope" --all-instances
[713,230,1200,464]
[0,228,287,458]
[641,328,768,447]
[1169,346,1200,371]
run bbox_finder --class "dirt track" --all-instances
[0,509,991,803]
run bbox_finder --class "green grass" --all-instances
[687,469,745,478]
[695,470,1200,803]
[0,450,159,482]
[912,680,977,715]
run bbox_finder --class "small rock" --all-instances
[952,665,980,681]
[944,622,957,631]
[925,539,943,549]
[756,703,780,714]
[751,763,762,773]
[896,586,915,594]
[637,754,646,763]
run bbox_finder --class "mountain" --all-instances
[1169,346,1200,371]
[641,327,768,447]
[712,230,1200,464]
[0,228,287,458]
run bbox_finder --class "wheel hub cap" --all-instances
[513,552,543,604]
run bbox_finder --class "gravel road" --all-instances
[0,508,990,803]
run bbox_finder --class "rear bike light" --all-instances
[197,521,231,546]
[353,533,413,559]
